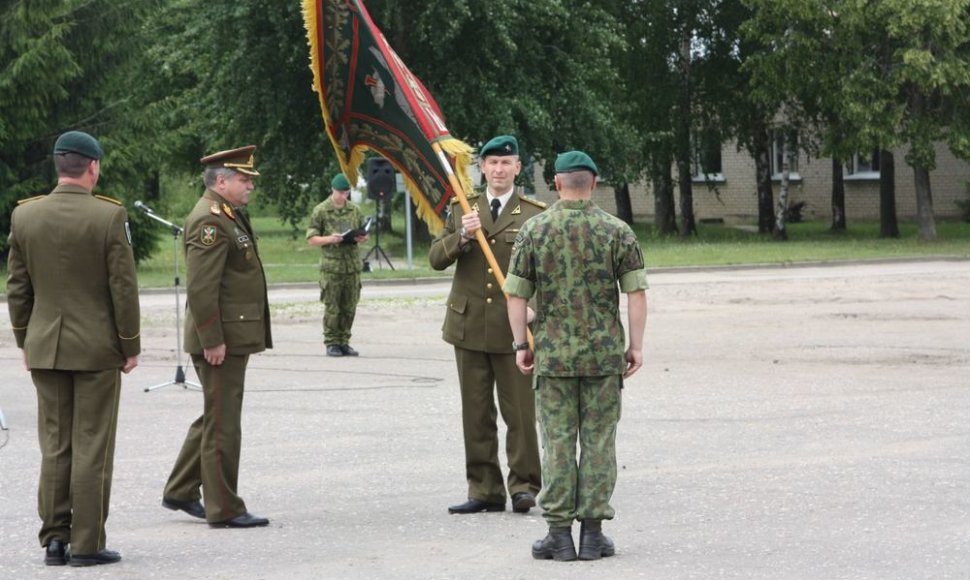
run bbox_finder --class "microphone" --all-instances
[134,200,155,214]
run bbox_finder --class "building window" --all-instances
[845,150,880,180]
[770,130,800,181]
[692,134,725,183]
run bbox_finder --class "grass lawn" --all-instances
[2,201,967,291]
[132,214,970,289]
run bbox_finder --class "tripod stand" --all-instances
[363,197,394,270]
[135,202,200,392]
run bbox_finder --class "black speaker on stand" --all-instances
[363,157,395,270]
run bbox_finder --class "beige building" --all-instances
[528,142,970,224]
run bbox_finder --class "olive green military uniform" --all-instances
[429,192,545,504]
[504,198,648,528]
[163,190,272,523]
[7,186,141,555]
[305,197,364,346]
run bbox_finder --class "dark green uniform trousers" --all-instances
[454,347,541,503]
[320,272,361,346]
[33,368,121,554]
[164,354,250,522]
[536,374,622,528]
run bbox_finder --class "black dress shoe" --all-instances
[69,549,121,567]
[326,345,344,357]
[44,539,67,566]
[340,344,359,356]
[532,528,577,561]
[162,497,206,519]
[578,520,615,560]
[447,499,505,514]
[209,512,270,528]
[512,491,536,513]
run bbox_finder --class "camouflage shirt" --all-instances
[504,199,648,376]
[306,197,365,274]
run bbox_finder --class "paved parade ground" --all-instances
[0,259,968,579]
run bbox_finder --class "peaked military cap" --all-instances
[200,145,259,176]
[54,131,104,160]
[331,173,351,191]
[480,135,518,158]
[554,150,598,176]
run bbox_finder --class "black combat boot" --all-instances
[578,519,615,560]
[531,527,577,561]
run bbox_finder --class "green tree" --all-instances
[744,0,970,241]
[369,0,636,201]
[140,0,335,230]
[0,0,160,261]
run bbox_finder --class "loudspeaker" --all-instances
[365,157,395,200]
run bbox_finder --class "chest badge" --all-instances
[200,225,217,246]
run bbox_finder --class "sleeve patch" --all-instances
[200,225,217,246]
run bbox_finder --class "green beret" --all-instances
[331,173,351,191]
[53,131,104,161]
[200,145,259,176]
[554,150,598,176]
[480,135,518,158]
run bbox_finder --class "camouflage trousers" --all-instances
[536,374,621,528]
[320,271,361,346]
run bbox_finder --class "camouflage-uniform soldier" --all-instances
[7,131,140,567]
[162,145,273,528]
[306,173,368,357]
[504,151,648,562]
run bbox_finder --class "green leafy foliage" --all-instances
[0,0,162,261]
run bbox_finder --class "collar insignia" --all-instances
[222,204,236,220]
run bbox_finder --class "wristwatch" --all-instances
[512,341,530,351]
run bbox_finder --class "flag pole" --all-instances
[432,141,534,347]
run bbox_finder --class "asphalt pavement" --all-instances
[0,260,968,579]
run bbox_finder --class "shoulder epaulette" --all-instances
[94,194,122,205]
[518,195,547,209]
[451,192,480,204]
[17,195,45,205]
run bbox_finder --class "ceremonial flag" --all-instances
[302,0,473,234]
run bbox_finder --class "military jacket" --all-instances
[7,184,141,370]
[183,190,272,355]
[504,199,648,376]
[429,192,545,353]
[306,198,364,274]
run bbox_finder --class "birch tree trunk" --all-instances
[773,130,791,241]
[753,121,774,234]
[830,158,846,232]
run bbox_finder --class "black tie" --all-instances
[490,198,501,222]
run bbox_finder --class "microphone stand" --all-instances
[137,205,201,392]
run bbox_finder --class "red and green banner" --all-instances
[303,0,473,234]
